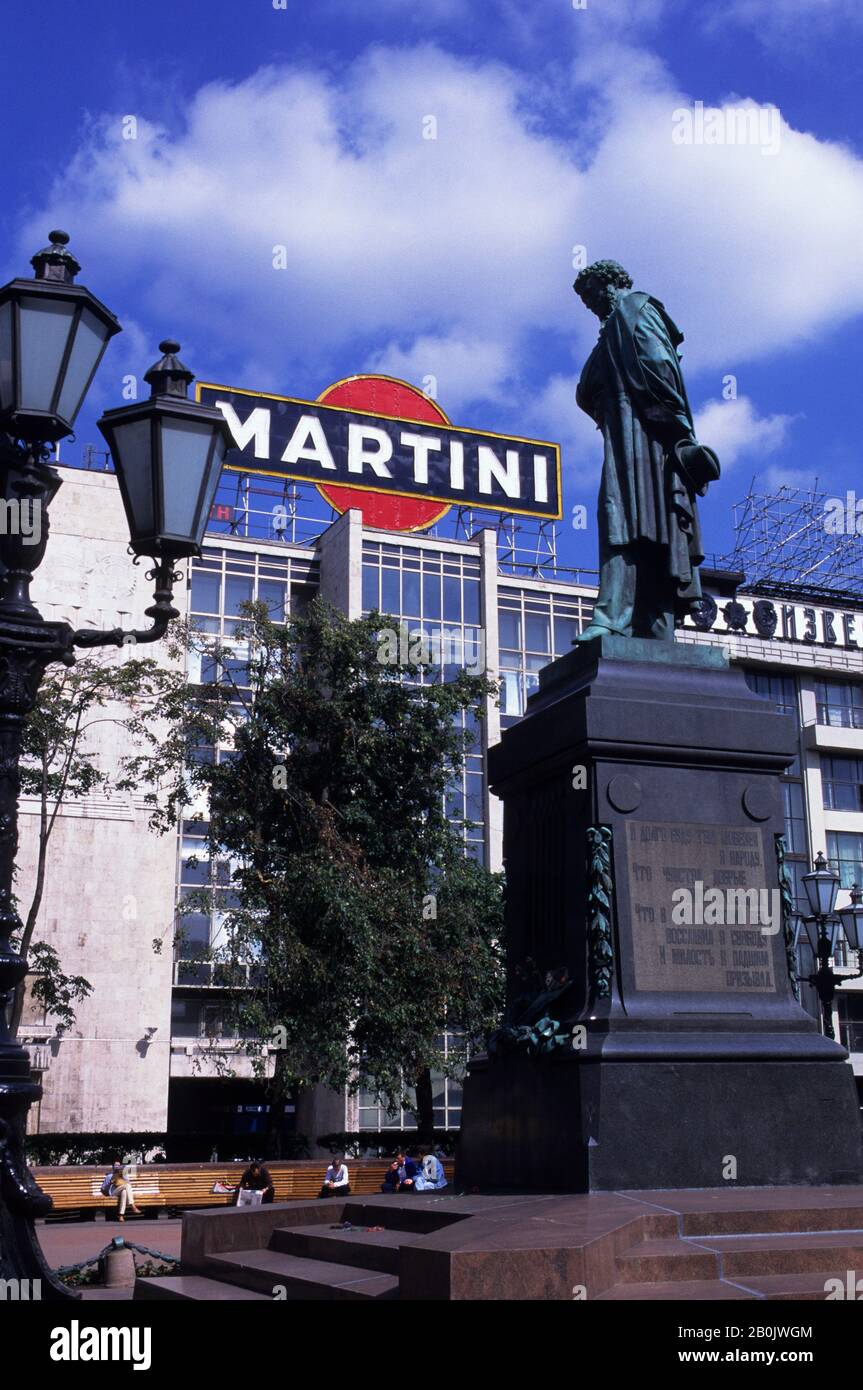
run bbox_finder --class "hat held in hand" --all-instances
[673,439,721,496]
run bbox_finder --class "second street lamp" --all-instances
[0,232,229,1296]
[798,853,863,1041]
[98,339,230,562]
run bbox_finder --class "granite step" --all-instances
[616,1237,720,1283]
[595,1278,757,1301]
[739,1270,860,1300]
[596,1267,852,1301]
[617,1228,863,1284]
[682,1205,863,1238]
[271,1223,423,1275]
[699,1229,863,1278]
[205,1247,399,1300]
[135,1275,271,1301]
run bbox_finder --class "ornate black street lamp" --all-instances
[794,852,863,1041]
[0,232,230,1297]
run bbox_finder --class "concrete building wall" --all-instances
[18,468,184,1133]
[318,507,362,618]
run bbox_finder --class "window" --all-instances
[744,670,798,718]
[257,578,287,619]
[224,574,254,617]
[782,782,807,854]
[838,994,863,1056]
[497,587,593,727]
[171,998,202,1038]
[816,679,863,730]
[357,1088,416,1132]
[362,542,486,858]
[827,831,863,890]
[357,1035,466,1132]
[191,571,221,614]
[822,756,863,812]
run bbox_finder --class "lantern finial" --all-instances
[30,230,81,285]
[144,340,195,399]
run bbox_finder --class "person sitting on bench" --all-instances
[236,1160,275,1205]
[319,1156,350,1197]
[399,1150,420,1193]
[381,1156,402,1193]
[415,1149,448,1191]
[102,1161,142,1221]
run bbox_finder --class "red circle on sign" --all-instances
[315,375,452,532]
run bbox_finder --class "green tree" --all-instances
[125,598,505,1147]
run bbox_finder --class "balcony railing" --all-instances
[817,704,863,731]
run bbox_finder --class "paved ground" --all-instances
[37,1217,182,1300]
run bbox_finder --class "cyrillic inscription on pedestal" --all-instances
[624,820,777,994]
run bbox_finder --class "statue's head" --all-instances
[574,260,633,321]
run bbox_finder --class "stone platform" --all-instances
[134,1185,863,1300]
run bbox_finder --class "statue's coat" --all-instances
[576,290,704,606]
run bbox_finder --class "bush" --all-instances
[25,1131,310,1165]
[317,1130,459,1158]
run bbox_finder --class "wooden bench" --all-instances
[32,1159,451,1217]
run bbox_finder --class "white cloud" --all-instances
[521,374,606,497]
[693,395,798,469]
[18,41,863,434]
[760,463,820,490]
[714,0,863,36]
[365,334,513,415]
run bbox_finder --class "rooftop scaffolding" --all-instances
[718,479,863,603]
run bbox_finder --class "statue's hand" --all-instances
[673,439,721,495]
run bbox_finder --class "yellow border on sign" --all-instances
[196,379,564,522]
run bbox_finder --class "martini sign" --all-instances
[196,374,561,533]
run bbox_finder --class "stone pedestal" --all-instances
[458,637,862,1191]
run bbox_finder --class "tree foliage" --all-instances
[124,598,505,1132]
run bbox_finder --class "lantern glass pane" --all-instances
[160,417,214,539]
[112,416,154,538]
[803,916,820,954]
[839,905,861,952]
[57,305,110,425]
[817,874,838,918]
[18,296,76,413]
[190,429,227,547]
[803,867,837,920]
[0,300,12,412]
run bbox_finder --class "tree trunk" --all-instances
[414,1068,435,1146]
[265,1050,293,1159]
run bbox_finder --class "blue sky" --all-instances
[2,0,862,568]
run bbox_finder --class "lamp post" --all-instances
[794,852,863,1041]
[0,232,230,1297]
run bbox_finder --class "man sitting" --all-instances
[236,1160,275,1205]
[381,1156,402,1193]
[319,1156,350,1197]
[399,1151,420,1193]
